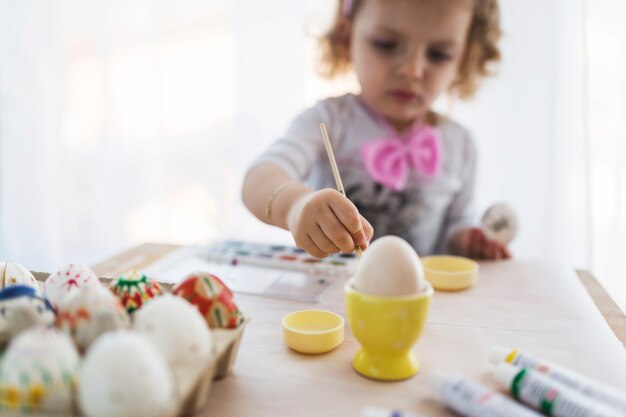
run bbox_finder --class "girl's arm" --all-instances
[242,163,373,258]
[439,127,511,260]
[242,164,313,230]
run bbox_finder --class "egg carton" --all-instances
[3,273,249,417]
[178,317,248,415]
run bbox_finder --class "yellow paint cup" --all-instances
[421,256,478,291]
[282,310,344,354]
[345,280,433,381]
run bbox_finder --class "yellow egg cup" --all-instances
[421,255,478,291]
[282,310,344,354]
[345,280,433,381]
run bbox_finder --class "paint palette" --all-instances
[142,241,359,303]
[199,240,358,276]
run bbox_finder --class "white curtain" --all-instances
[0,0,624,310]
[0,0,332,270]
[586,0,626,310]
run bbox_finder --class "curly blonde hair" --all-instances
[317,0,502,100]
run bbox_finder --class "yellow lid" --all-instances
[421,256,478,291]
[282,310,344,354]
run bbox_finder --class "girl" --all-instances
[242,0,511,260]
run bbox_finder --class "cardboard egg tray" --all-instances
[2,273,248,417]
[177,317,248,416]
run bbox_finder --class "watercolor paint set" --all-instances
[142,240,359,303]
[199,240,358,276]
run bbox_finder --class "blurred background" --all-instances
[0,0,624,310]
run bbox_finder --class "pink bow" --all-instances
[361,125,441,191]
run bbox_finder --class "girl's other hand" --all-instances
[287,189,374,258]
[451,227,512,260]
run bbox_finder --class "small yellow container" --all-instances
[345,281,433,381]
[282,310,344,354]
[421,255,478,291]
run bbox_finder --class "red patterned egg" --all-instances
[173,272,242,329]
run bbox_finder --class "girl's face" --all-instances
[349,0,472,131]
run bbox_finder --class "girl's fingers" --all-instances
[470,228,487,259]
[482,238,512,261]
[360,215,374,239]
[358,215,374,250]
[494,243,509,260]
[453,229,472,256]
[473,242,485,260]
[319,215,355,253]
[491,242,502,260]
[322,200,371,253]
[328,196,368,251]
[310,224,341,255]
[459,228,512,261]
[303,233,329,259]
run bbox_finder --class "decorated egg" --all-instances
[173,272,242,329]
[0,261,38,290]
[56,284,129,352]
[0,285,55,348]
[353,235,426,296]
[134,294,213,395]
[79,330,177,417]
[481,203,519,245]
[0,326,79,413]
[44,263,100,307]
[109,271,162,314]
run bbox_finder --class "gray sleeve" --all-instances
[438,130,478,253]
[246,102,330,181]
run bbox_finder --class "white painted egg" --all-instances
[45,263,100,307]
[134,294,213,396]
[56,284,129,352]
[79,330,177,417]
[0,326,80,413]
[0,261,38,290]
[353,235,426,296]
[481,203,518,245]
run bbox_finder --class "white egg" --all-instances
[481,203,518,245]
[79,330,177,417]
[45,263,100,307]
[57,284,129,352]
[353,235,426,296]
[0,261,38,290]
[0,326,79,413]
[134,294,213,396]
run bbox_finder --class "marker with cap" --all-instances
[427,371,543,417]
[493,363,624,417]
[489,346,626,414]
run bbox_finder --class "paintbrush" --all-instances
[319,122,363,259]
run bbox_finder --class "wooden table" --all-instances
[92,243,626,347]
[92,243,626,417]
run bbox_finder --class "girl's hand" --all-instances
[451,227,512,260]
[287,189,374,258]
